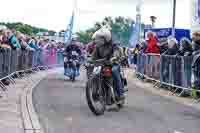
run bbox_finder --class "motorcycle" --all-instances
[85,58,128,116]
[84,55,93,79]
[63,51,80,82]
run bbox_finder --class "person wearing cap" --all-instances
[92,26,125,100]
[177,37,193,56]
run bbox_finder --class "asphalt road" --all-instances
[33,69,200,133]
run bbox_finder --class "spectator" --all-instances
[145,31,160,54]
[192,32,200,55]
[0,30,11,49]
[177,37,193,56]
[162,36,179,55]
[1,30,9,44]
[7,30,21,49]
[139,39,148,54]
[191,32,200,95]
[133,44,140,66]
[122,46,129,67]
[158,38,168,54]
[28,37,38,50]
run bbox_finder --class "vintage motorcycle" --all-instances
[85,58,128,116]
[63,51,80,82]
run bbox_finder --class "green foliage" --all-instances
[16,24,33,35]
[0,22,55,36]
[76,31,92,44]
[76,16,149,46]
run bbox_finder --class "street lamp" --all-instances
[172,0,176,37]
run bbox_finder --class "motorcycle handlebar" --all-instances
[87,58,111,66]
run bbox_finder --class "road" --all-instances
[33,69,200,133]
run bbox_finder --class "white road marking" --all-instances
[174,131,183,133]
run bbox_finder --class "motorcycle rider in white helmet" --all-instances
[92,26,125,101]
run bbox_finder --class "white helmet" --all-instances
[92,26,111,43]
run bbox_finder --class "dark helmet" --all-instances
[180,37,192,51]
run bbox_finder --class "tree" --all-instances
[76,16,150,46]
[76,31,92,44]
[16,24,33,35]
[0,22,55,36]
[150,16,157,28]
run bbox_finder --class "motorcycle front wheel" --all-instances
[86,77,105,116]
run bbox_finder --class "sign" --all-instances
[144,28,191,42]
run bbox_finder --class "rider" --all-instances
[64,35,82,76]
[92,26,125,100]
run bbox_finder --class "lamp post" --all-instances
[172,0,176,37]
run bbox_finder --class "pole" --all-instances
[172,0,176,37]
[137,0,142,45]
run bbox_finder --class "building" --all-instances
[191,0,200,32]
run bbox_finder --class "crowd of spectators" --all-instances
[131,31,200,96]
[0,29,66,85]
[131,31,200,57]
[0,29,65,52]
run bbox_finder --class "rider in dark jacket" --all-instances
[92,27,125,100]
[65,38,82,58]
[64,37,82,69]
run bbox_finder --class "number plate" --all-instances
[93,66,102,74]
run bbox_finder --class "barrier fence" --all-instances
[0,48,64,93]
[136,53,200,101]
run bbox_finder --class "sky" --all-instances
[0,0,191,32]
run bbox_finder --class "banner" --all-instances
[64,12,75,43]
[144,28,191,42]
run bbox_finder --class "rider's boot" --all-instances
[118,95,125,101]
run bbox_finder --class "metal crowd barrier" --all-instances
[136,53,160,81]
[0,48,64,95]
[136,53,200,101]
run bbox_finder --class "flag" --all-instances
[129,4,141,48]
[129,15,141,48]
[64,12,75,43]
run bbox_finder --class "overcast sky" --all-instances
[0,0,190,32]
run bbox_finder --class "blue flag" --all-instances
[64,12,75,43]
[129,14,141,48]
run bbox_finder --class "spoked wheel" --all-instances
[86,78,105,116]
